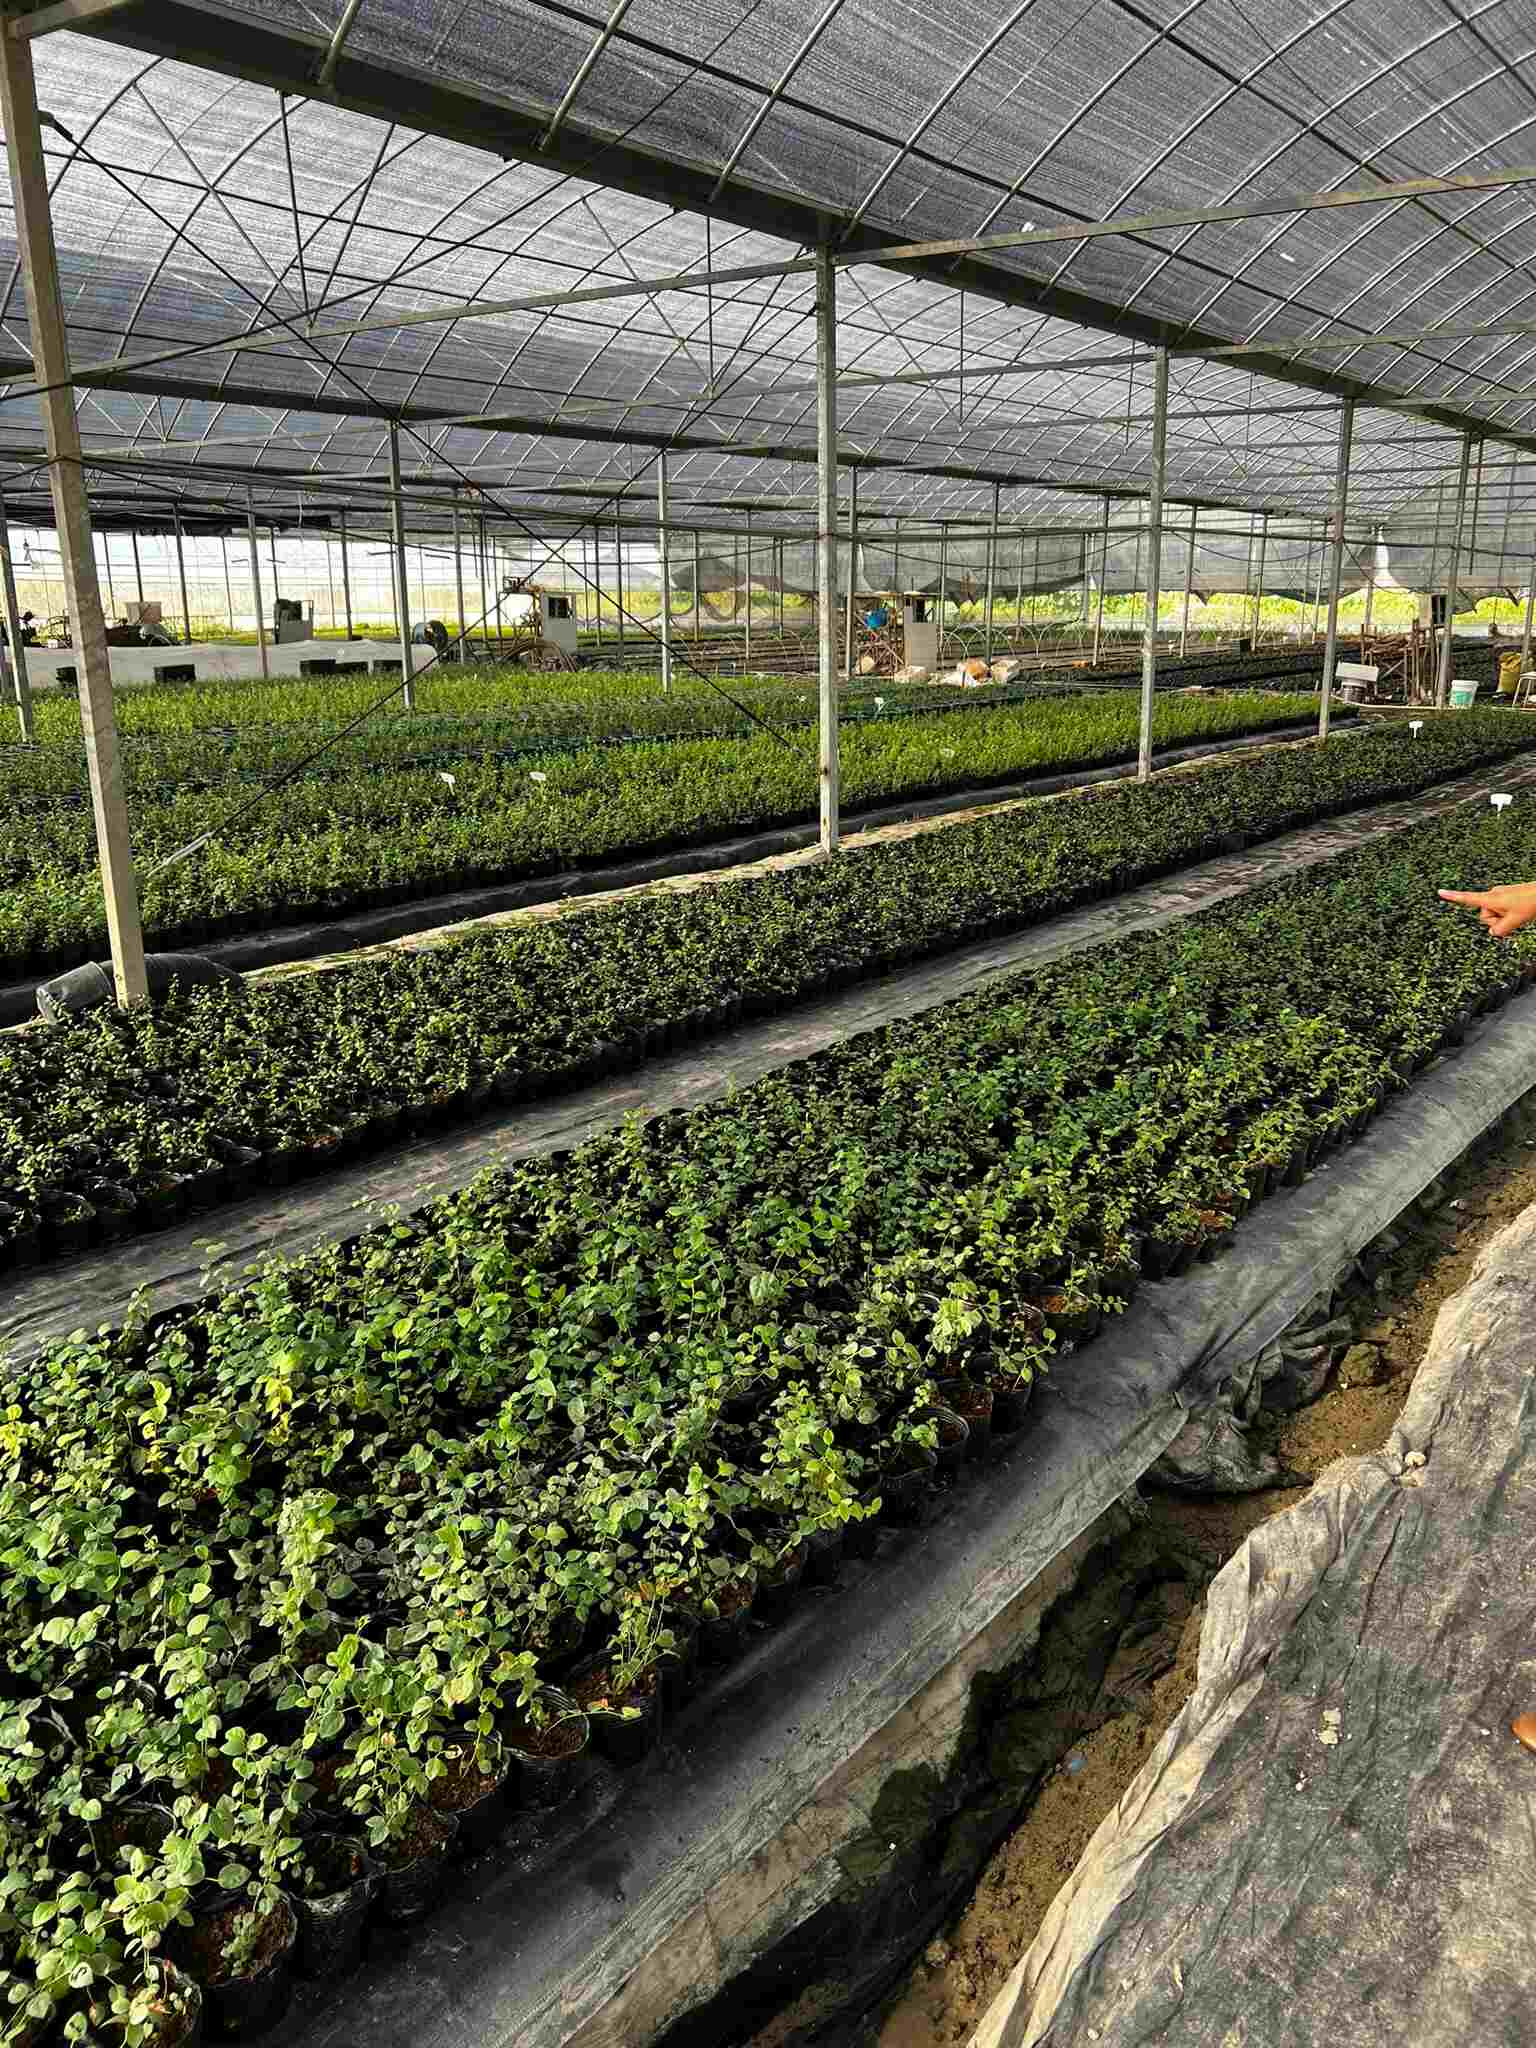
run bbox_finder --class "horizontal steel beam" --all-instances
[9,0,141,37]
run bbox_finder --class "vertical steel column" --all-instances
[983,483,1000,665]
[338,508,354,638]
[656,453,672,693]
[1018,529,1027,653]
[1138,347,1170,782]
[130,528,144,608]
[938,523,948,662]
[220,535,234,633]
[843,465,858,680]
[173,510,192,646]
[102,531,116,619]
[452,488,467,661]
[246,490,269,679]
[1519,546,1536,679]
[0,492,33,741]
[1093,497,1109,663]
[388,422,414,709]
[743,507,752,667]
[1436,432,1474,708]
[1318,398,1355,741]
[692,528,702,645]
[815,244,840,856]
[614,517,624,656]
[1252,512,1268,644]
[1077,524,1089,650]
[1179,502,1197,654]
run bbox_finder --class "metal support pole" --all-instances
[220,535,233,634]
[452,488,467,661]
[388,422,414,708]
[2,16,149,1000]
[938,523,948,662]
[1436,431,1474,708]
[1519,547,1536,678]
[130,528,144,608]
[844,465,858,680]
[656,452,672,693]
[744,508,752,666]
[1318,398,1355,740]
[338,508,353,638]
[1093,496,1109,663]
[246,490,269,679]
[101,531,115,619]
[815,245,840,855]
[173,510,192,647]
[606,518,620,656]
[1179,502,1197,654]
[0,493,34,741]
[983,483,1000,665]
[692,528,702,645]
[1138,347,1170,782]
[1078,524,1090,650]
[1252,512,1268,645]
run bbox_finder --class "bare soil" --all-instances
[873,1122,1536,2048]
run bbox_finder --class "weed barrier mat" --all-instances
[971,1197,1536,2048]
[0,716,1348,1025]
[260,992,1536,2048]
[7,742,1536,1366]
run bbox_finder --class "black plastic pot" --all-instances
[935,1377,994,1463]
[376,1809,459,1926]
[502,1686,590,1809]
[918,1404,971,1476]
[696,1579,758,1664]
[843,1500,883,1559]
[988,1373,1037,1436]
[656,1606,701,1713]
[293,1836,377,1980]
[199,1896,297,2040]
[570,1659,664,1767]
[753,1543,807,1622]
[872,1443,938,1526]
[803,1523,846,1587]
[430,1747,517,1856]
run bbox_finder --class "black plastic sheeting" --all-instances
[260,994,1536,2048]
[7,732,1517,1369]
[0,717,1339,1024]
[974,1184,1536,2048]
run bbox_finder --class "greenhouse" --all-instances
[5,4,1536,2046]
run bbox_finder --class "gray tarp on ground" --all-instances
[971,1197,1536,2048]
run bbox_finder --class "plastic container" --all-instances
[195,1897,298,2040]
[1449,679,1479,708]
[502,1686,590,1809]
[293,1836,377,1980]
[375,1808,458,1925]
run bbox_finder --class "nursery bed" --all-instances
[0,718,1345,1023]
[0,692,1336,982]
[266,992,1536,2048]
[970,1192,1536,2048]
[8,738,1536,1363]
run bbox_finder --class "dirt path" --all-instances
[874,1111,1536,2048]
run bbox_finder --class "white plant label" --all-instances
[438,771,456,792]
[1409,720,1424,737]
[1492,793,1514,813]
[530,770,548,786]
[875,695,885,712]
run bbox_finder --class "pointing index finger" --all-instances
[1438,889,1494,906]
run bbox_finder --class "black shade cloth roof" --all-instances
[5,2,1536,551]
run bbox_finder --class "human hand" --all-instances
[1438,883,1536,937]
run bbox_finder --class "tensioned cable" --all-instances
[27,144,830,880]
